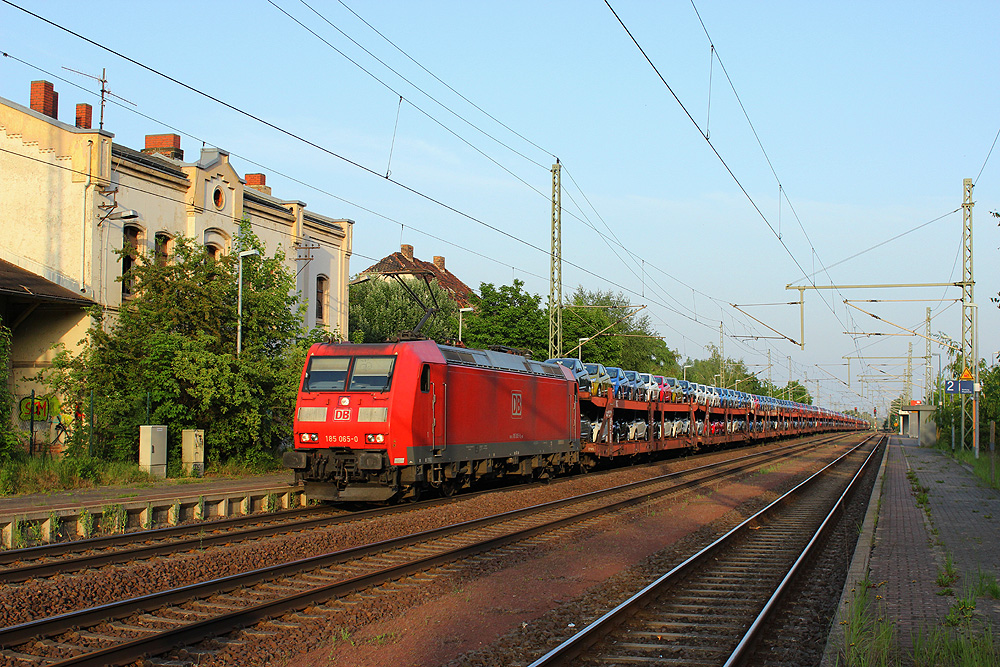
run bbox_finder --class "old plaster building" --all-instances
[1,80,353,428]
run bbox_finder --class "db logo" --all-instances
[511,391,522,419]
[333,408,351,421]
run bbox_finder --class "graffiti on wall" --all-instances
[18,395,53,421]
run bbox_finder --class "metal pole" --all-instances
[237,255,244,356]
[990,420,995,486]
[29,389,35,456]
[88,389,94,457]
[973,304,980,459]
[236,249,259,356]
[961,177,974,452]
[548,161,562,359]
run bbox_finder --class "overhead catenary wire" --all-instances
[4,11,787,358]
[270,0,733,339]
[0,47,732,357]
[0,3,950,406]
[269,0,853,366]
[619,1,976,398]
[332,0,556,162]
[975,124,1000,185]
[604,0,872,384]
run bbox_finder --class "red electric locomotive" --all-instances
[283,340,581,502]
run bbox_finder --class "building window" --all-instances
[203,227,230,260]
[316,275,329,324]
[154,233,172,266]
[122,224,142,299]
[213,186,225,209]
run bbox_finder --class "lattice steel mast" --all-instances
[961,178,974,449]
[548,161,562,359]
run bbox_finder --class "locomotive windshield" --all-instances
[303,355,396,393]
[348,357,395,391]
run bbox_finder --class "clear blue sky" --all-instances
[2,0,997,414]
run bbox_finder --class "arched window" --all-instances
[154,233,172,266]
[122,224,143,299]
[316,275,329,324]
[204,228,230,260]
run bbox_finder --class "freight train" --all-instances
[283,340,866,502]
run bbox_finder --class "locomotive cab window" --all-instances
[303,355,396,393]
[348,357,395,392]
[420,364,430,392]
[303,357,350,392]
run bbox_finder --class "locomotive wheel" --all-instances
[439,480,458,497]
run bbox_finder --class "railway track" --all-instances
[0,435,847,585]
[0,433,859,666]
[526,433,884,667]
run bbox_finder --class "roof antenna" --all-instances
[62,66,136,129]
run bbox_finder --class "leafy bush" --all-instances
[37,225,320,466]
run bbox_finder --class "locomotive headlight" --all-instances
[365,433,386,444]
[375,434,384,443]
[339,396,350,406]
[300,433,310,443]
[309,433,319,442]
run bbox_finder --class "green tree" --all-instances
[348,277,458,344]
[0,321,21,463]
[561,287,678,372]
[462,280,547,359]
[41,228,313,465]
[784,380,813,404]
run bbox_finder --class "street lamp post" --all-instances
[931,352,942,406]
[578,338,590,360]
[683,364,692,382]
[458,307,473,342]
[237,249,259,356]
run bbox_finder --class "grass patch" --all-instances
[204,454,283,478]
[0,456,157,496]
[912,624,999,666]
[937,554,959,588]
[974,570,1000,600]
[100,503,128,534]
[838,576,899,666]
[943,587,977,628]
[0,452,284,497]
[937,445,1000,492]
[912,560,1000,665]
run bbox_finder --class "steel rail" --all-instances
[525,432,880,667]
[0,458,623,580]
[723,434,886,666]
[0,434,849,584]
[0,505,328,566]
[0,433,854,662]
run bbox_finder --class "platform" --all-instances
[0,471,302,548]
[823,435,1000,663]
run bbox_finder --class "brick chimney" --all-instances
[401,244,414,262]
[75,103,93,129]
[433,256,446,271]
[30,80,58,119]
[245,173,272,195]
[141,133,184,160]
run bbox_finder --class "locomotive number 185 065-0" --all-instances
[325,435,359,443]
